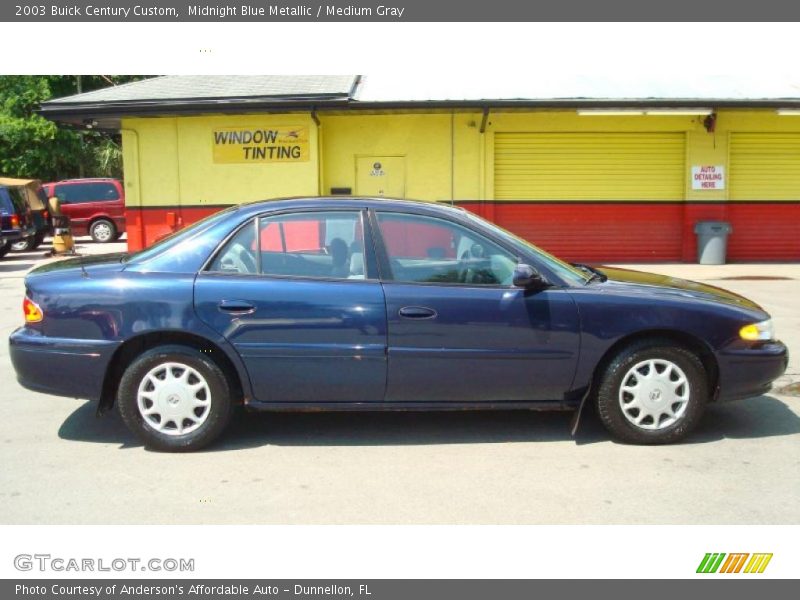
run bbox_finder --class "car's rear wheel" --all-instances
[90,219,116,243]
[11,232,43,252]
[11,238,33,252]
[117,345,233,452]
[0,240,11,258]
[596,339,708,444]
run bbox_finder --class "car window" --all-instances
[0,188,11,214]
[6,187,28,213]
[55,182,120,204]
[125,205,240,272]
[462,210,590,286]
[208,220,258,274]
[208,211,366,280]
[376,212,517,286]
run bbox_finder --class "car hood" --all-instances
[26,252,128,278]
[596,267,763,311]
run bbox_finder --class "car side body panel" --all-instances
[11,261,255,402]
[382,283,581,403]
[195,273,388,404]
[566,283,786,403]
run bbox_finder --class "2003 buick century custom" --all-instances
[9,198,788,451]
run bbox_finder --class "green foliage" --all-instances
[0,76,148,181]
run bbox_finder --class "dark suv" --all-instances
[0,178,52,252]
[42,178,125,243]
[0,185,36,258]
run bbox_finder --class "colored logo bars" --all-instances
[697,553,773,574]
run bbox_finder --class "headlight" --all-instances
[739,319,774,341]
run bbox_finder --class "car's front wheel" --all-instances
[596,339,708,444]
[117,345,234,452]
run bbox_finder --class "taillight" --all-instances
[43,210,49,219]
[23,297,43,323]
[10,214,19,228]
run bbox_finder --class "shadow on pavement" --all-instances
[59,401,607,450]
[58,401,140,448]
[58,394,799,452]
[687,394,800,443]
[0,262,35,273]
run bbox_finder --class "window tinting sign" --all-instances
[213,125,310,163]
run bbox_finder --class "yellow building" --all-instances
[41,75,800,260]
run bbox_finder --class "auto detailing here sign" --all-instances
[213,125,310,163]
[691,165,725,190]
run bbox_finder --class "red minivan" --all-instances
[42,178,125,243]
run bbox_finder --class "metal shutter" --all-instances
[494,132,685,200]
[730,133,800,200]
[491,132,686,261]
[728,133,800,260]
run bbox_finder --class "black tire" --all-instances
[11,237,34,252]
[32,231,46,250]
[0,240,10,258]
[596,338,708,445]
[117,345,234,452]
[90,218,117,243]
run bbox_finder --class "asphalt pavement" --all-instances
[1,240,798,524]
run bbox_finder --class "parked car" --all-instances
[42,178,125,243]
[9,198,788,451]
[0,184,36,258]
[0,178,51,252]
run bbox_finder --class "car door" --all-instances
[373,210,580,403]
[194,208,387,404]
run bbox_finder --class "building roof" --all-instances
[355,73,800,103]
[46,75,360,104]
[39,74,800,129]
[40,75,360,127]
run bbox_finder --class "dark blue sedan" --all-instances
[9,198,788,451]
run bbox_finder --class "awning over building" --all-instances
[39,74,800,128]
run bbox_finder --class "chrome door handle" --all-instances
[218,300,256,315]
[398,306,438,320]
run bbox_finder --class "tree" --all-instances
[0,76,150,181]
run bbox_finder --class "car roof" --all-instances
[236,196,467,219]
[44,178,120,185]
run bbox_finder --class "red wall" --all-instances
[460,201,800,263]
[126,202,800,263]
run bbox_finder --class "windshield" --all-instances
[124,205,239,264]
[463,210,591,285]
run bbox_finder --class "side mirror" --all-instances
[513,263,549,289]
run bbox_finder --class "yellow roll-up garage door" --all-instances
[491,132,686,261]
[494,132,685,200]
[730,133,800,200]
[728,133,800,260]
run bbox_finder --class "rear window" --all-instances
[3,187,28,213]
[55,182,120,204]
[0,188,11,214]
